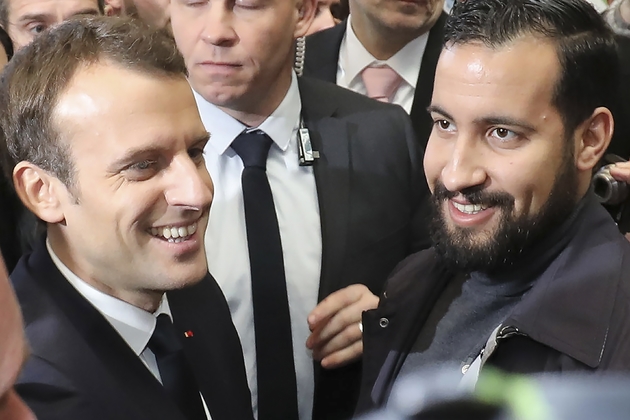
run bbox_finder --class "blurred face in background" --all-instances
[121,0,171,29]
[6,0,101,50]
[349,0,444,54]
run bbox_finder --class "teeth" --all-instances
[453,202,487,214]
[151,222,198,241]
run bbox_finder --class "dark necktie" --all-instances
[231,130,299,420]
[148,313,207,420]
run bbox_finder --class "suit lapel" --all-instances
[409,12,447,148]
[304,21,347,83]
[168,275,255,420]
[24,241,187,420]
[298,78,352,301]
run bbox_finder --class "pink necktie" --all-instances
[360,64,403,103]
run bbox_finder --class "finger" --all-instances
[609,165,630,183]
[307,284,368,329]
[320,340,363,369]
[312,321,362,361]
[307,293,377,348]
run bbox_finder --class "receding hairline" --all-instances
[50,56,190,138]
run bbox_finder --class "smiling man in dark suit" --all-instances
[0,16,253,420]
[169,0,431,419]
[303,0,447,149]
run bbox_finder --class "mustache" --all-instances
[432,181,515,209]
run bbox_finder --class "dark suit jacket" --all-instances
[296,76,430,419]
[11,238,254,420]
[303,13,447,149]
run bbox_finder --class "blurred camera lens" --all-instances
[592,165,629,205]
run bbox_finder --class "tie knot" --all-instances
[361,64,403,103]
[231,130,274,169]
[148,313,182,356]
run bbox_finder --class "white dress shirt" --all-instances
[46,240,211,419]
[337,15,429,114]
[194,72,322,420]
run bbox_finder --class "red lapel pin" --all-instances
[184,330,194,338]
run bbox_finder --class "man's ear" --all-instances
[294,0,317,39]
[13,162,66,224]
[575,107,614,172]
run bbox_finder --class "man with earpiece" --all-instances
[169,1,432,419]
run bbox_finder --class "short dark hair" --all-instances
[445,0,619,136]
[0,0,105,29]
[0,16,187,188]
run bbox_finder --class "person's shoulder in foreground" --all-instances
[0,253,35,420]
[357,0,630,414]
[2,15,252,420]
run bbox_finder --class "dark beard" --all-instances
[429,153,579,274]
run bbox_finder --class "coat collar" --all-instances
[504,194,630,368]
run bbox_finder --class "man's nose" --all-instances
[440,135,488,193]
[200,4,238,47]
[164,156,214,211]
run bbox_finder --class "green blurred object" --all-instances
[475,368,551,420]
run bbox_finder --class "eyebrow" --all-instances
[427,105,537,133]
[69,8,100,17]
[475,115,536,133]
[17,13,51,23]
[108,145,168,173]
[427,105,454,121]
[108,132,211,173]
[18,8,99,23]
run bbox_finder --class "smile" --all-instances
[149,222,198,243]
[452,202,489,215]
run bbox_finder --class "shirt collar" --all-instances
[193,71,302,156]
[340,15,429,88]
[46,239,171,356]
